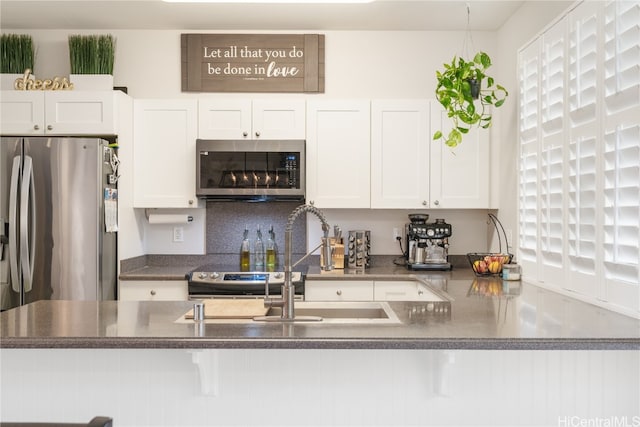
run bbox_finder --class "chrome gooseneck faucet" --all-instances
[262,204,334,321]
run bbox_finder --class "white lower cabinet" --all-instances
[305,279,442,302]
[119,280,188,301]
[373,280,443,302]
[305,280,374,301]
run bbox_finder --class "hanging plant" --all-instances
[432,51,508,148]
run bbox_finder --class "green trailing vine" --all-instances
[433,52,508,148]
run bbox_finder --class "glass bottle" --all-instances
[240,227,251,271]
[254,227,264,268]
[266,225,277,270]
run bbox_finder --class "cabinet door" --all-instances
[305,280,374,301]
[252,99,306,139]
[198,99,252,139]
[430,101,490,208]
[44,91,115,135]
[371,100,430,208]
[0,91,45,134]
[133,99,198,208]
[374,281,443,301]
[306,100,371,208]
[119,280,188,301]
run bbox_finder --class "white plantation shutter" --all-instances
[568,2,599,125]
[603,125,640,282]
[567,134,599,296]
[603,1,640,113]
[566,2,602,296]
[518,40,540,278]
[601,0,640,311]
[539,20,567,284]
[518,0,640,315]
[541,21,566,134]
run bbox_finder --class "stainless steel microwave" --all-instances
[195,139,305,200]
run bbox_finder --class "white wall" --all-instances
[11,3,571,256]
[308,209,495,257]
[26,30,496,99]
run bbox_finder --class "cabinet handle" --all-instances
[188,199,194,205]
[242,131,248,137]
[336,290,342,296]
[422,200,427,206]
[433,200,440,206]
[47,125,53,131]
[33,124,40,131]
[309,200,314,206]
[150,290,156,296]
[418,290,424,295]
[255,131,261,137]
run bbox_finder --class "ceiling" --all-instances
[0,0,525,31]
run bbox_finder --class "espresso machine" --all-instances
[405,214,452,271]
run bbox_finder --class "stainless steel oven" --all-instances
[188,267,304,300]
[195,139,305,201]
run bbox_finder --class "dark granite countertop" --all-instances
[2,274,639,350]
[119,265,192,281]
[117,254,472,281]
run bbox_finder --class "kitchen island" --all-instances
[1,277,639,350]
[2,275,639,426]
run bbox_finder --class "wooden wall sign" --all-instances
[181,34,324,93]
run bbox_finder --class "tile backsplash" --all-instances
[206,201,307,260]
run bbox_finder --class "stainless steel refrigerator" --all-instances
[0,137,117,310]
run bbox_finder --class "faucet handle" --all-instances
[321,237,335,271]
[264,274,270,299]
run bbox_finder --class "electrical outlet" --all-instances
[393,227,401,241]
[173,227,184,243]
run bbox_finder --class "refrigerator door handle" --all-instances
[20,156,36,293]
[9,156,21,292]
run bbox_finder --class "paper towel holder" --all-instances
[144,209,193,224]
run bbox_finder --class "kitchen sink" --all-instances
[259,301,401,323]
[177,301,403,324]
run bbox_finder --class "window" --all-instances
[518,0,640,314]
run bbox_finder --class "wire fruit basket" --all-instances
[467,213,513,277]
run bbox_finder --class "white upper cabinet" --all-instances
[371,100,430,209]
[429,101,490,209]
[251,99,306,139]
[198,98,305,139]
[133,99,198,208]
[309,99,492,209]
[306,100,371,208]
[0,91,115,135]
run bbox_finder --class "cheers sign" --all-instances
[181,34,324,93]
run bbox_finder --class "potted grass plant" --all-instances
[1,33,35,89]
[68,34,115,90]
[432,51,508,148]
